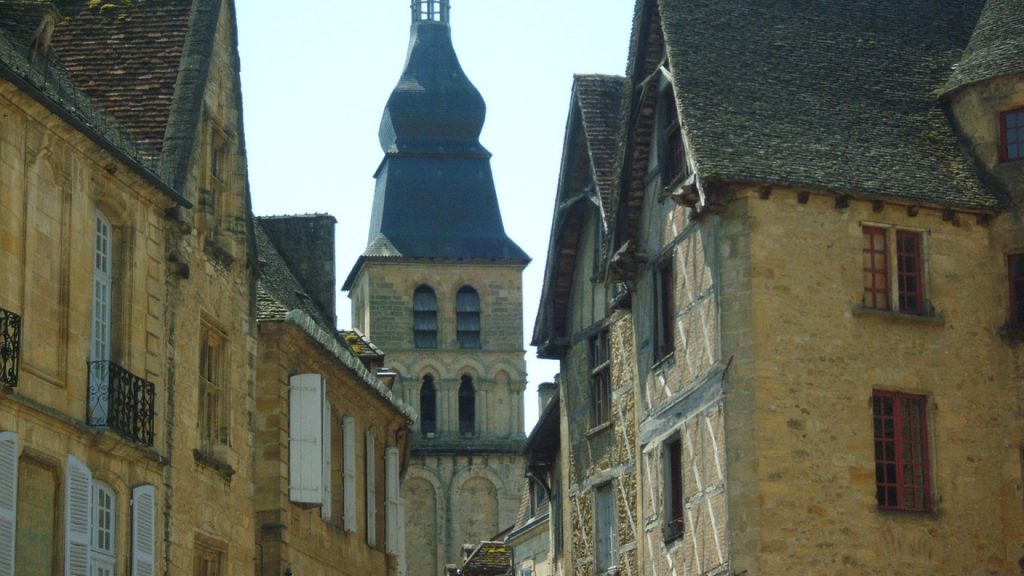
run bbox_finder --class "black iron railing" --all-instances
[88,361,155,446]
[0,308,20,388]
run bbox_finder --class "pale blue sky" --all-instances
[235,1,635,430]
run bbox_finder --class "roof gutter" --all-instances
[0,62,192,209]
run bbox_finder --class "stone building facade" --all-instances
[0,0,259,573]
[533,0,1024,575]
[255,215,415,576]
[343,2,529,574]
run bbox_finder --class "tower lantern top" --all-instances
[412,0,450,24]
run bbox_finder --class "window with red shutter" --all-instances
[872,390,931,512]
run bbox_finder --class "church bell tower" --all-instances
[343,1,529,574]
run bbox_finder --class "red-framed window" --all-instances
[896,230,924,314]
[1009,255,1024,327]
[590,330,611,428]
[1000,108,1024,162]
[862,226,889,310]
[872,390,931,512]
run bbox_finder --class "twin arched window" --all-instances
[412,285,481,349]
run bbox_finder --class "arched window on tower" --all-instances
[456,286,481,349]
[420,375,437,437]
[413,285,438,349]
[459,375,475,436]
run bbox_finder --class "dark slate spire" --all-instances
[360,0,528,263]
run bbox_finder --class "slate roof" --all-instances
[943,0,1024,95]
[574,74,628,207]
[651,0,1001,210]
[254,220,332,329]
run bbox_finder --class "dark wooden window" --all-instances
[872,391,931,512]
[458,375,475,436]
[862,226,889,310]
[1009,255,1024,328]
[420,375,437,436]
[456,286,481,349]
[896,231,924,314]
[655,257,675,359]
[589,330,611,428]
[413,285,438,349]
[664,436,684,539]
[660,86,686,186]
[1000,107,1024,162]
[594,482,616,572]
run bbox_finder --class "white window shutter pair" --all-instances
[342,416,356,533]
[0,433,18,576]
[65,455,155,576]
[385,446,400,555]
[365,431,376,546]
[289,373,333,520]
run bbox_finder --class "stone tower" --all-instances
[342,1,529,574]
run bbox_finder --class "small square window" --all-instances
[1000,108,1024,162]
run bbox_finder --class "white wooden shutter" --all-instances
[342,416,356,533]
[131,485,156,576]
[0,432,18,576]
[320,395,332,522]
[397,497,406,575]
[289,374,324,504]
[385,446,399,555]
[365,430,376,546]
[65,455,92,576]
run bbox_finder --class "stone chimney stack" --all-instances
[538,381,557,414]
[258,214,338,327]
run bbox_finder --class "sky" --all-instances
[235,1,635,432]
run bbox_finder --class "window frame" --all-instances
[663,435,684,541]
[589,330,611,429]
[1008,254,1024,328]
[860,224,928,316]
[593,482,617,573]
[999,107,1024,163]
[419,374,437,436]
[655,255,676,360]
[455,286,482,349]
[199,322,229,452]
[871,390,932,513]
[412,285,438,349]
[90,481,116,576]
[458,375,476,437]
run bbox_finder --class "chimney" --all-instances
[537,381,557,414]
[258,215,338,327]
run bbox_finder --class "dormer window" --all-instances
[1000,108,1023,162]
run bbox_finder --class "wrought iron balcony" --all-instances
[88,361,155,446]
[0,307,19,388]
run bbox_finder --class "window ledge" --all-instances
[663,528,685,545]
[193,448,235,482]
[652,351,676,372]
[998,323,1024,343]
[585,421,613,438]
[852,306,944,326]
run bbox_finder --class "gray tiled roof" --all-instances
[943,0,1024,95]
[254,220,332,328]
[657,0,1001,210]
[574,74,628,208]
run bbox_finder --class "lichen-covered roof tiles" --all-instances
[655,0,1001,210]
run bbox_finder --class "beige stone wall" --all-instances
[0,70,174,575]
[255,322,408,576]
[726,187,1024,574]
[162,2,257,574]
